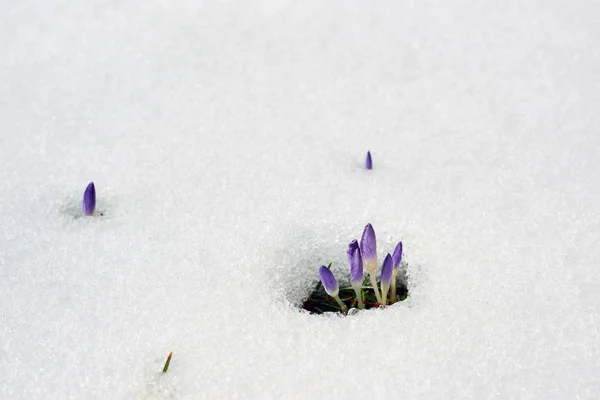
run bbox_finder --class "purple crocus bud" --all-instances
[319,265,339,297]
[347,241,363,285]
[361,223,382,303]
[346,240,359,270]
[360,223,377,273]
[392,241,403,270]
[390,241,403,304]
[346,239,359,264]
[82,182,96,216]
[365,151,373,170]
[347,240,365,310]
[380,253,393,305]
[381,253,393,287]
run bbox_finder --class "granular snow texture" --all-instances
[1,1,599,399]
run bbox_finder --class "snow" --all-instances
[1,0,600,398]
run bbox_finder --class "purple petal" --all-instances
[381,253,393,286]
[82,182,96,216]
[392,241,403,270]
[346,239,359,265]
[348,242,363,284]
[365,151,373,170]
[360,223,377,271]
[319,265,339,297]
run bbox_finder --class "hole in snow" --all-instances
[301,262,410,315]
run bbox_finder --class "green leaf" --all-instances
[162,352,173,374]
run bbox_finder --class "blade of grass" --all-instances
[162,352,173,374]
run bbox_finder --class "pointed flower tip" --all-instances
[381,253,393,285]
[82,182,96,216]
[392,241,403,270]
[360,223,377,271]
[319,265,339,297]
[348,241,363,284]
[365,151,373,170]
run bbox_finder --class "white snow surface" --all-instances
[1,0,600,399]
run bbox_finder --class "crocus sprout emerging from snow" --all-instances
[390,241,403,303]
[347,240,365,309]
[82,182,96,216]
[360,223,382,303]
[365,151,373,170]
[380,253,393,305]
[319,265,347,313]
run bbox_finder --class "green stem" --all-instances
[334,296,348,313]
[380,282,389,306]
[390,269,398,304]
[368,272,382,304]
[352,284,365,309]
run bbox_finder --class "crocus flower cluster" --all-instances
[317,223,403,312]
